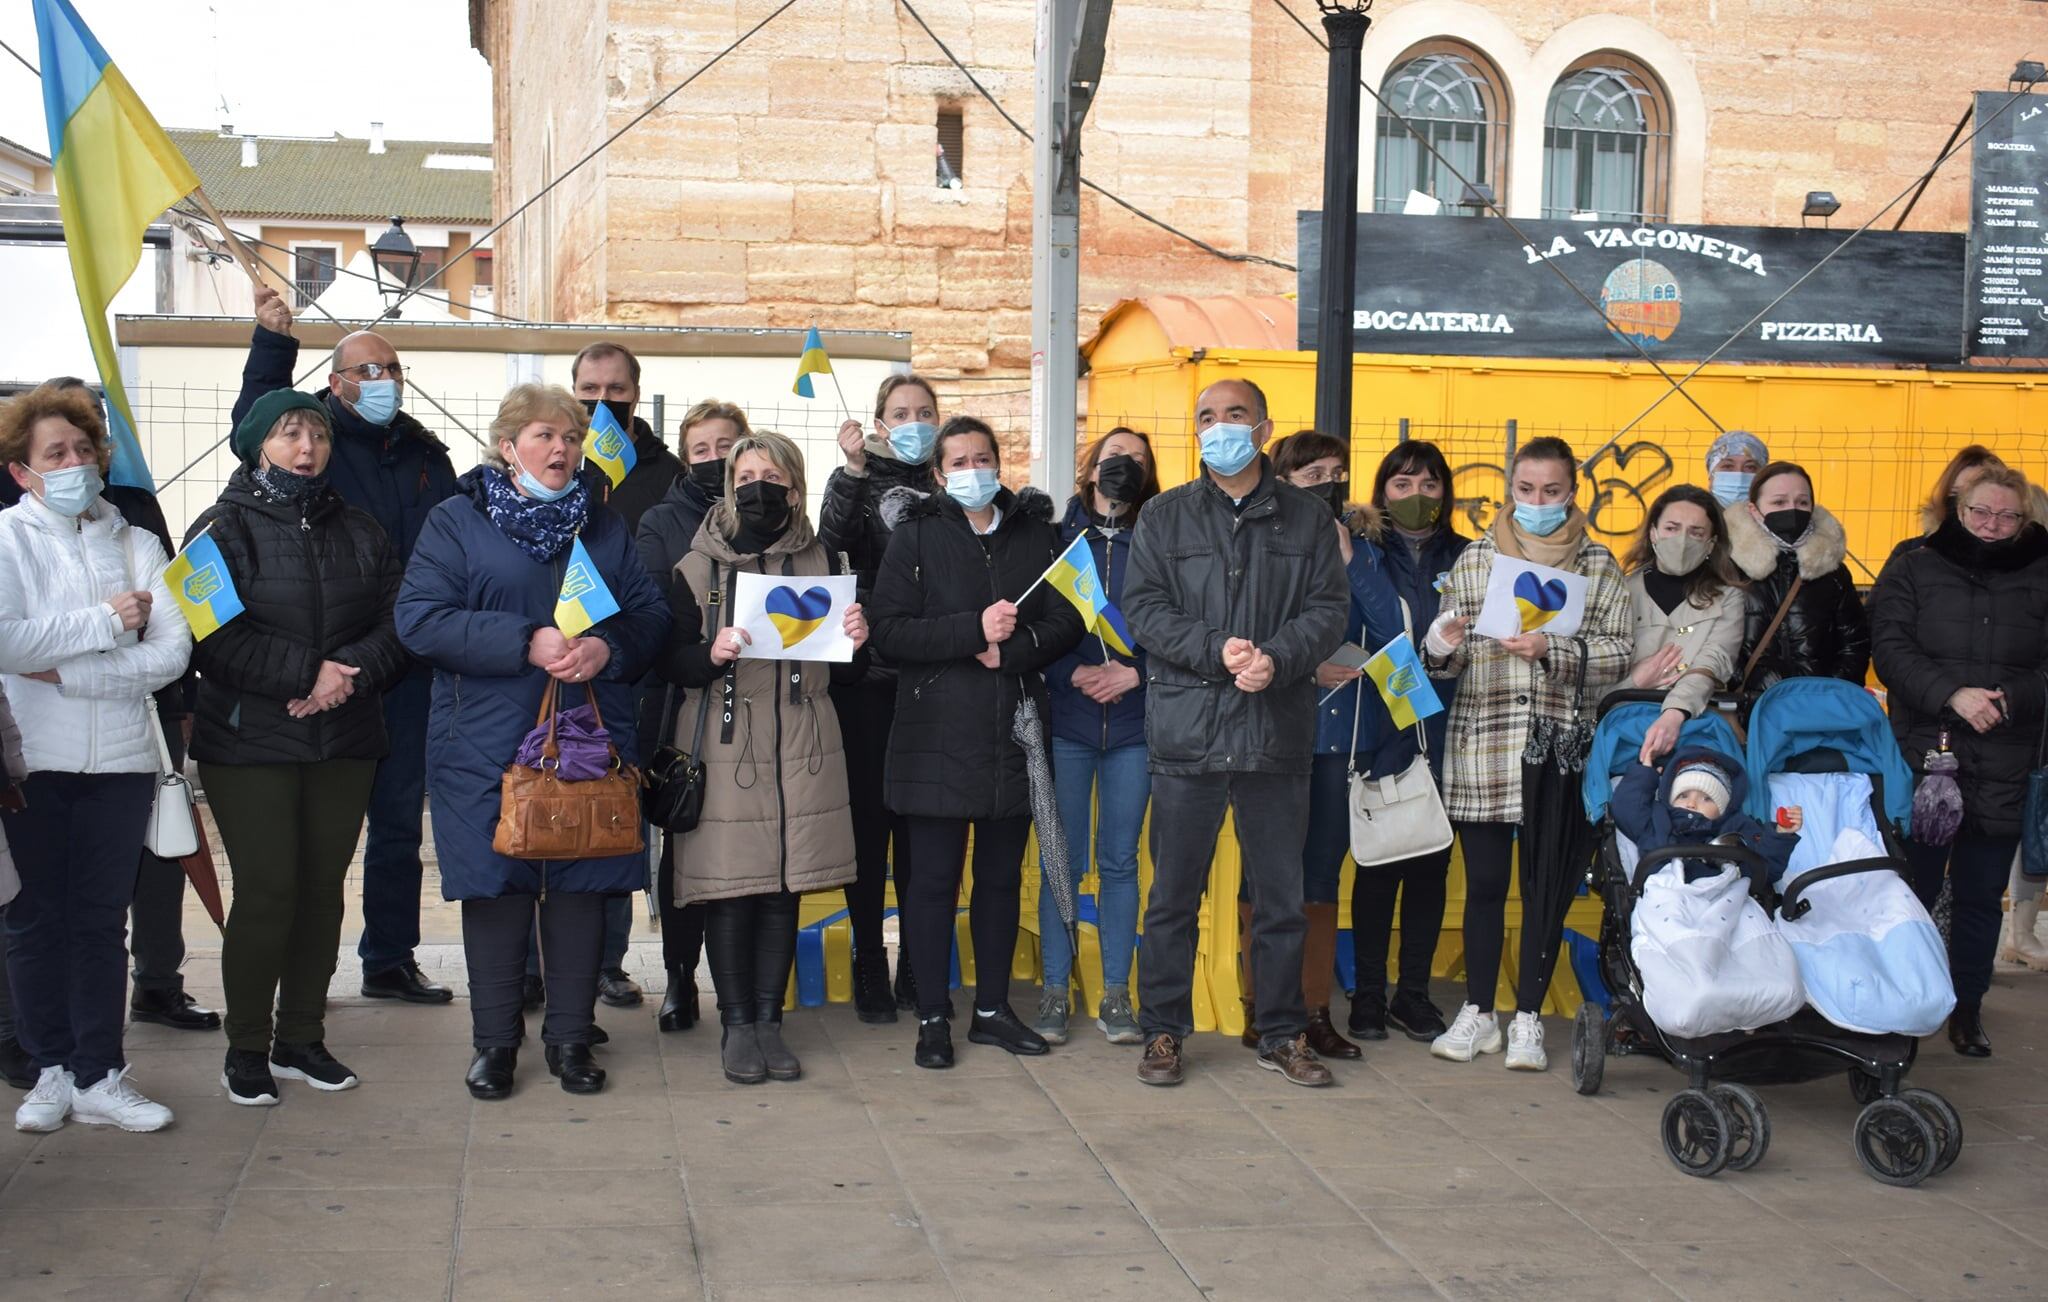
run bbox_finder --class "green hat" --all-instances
[232,389,329,466]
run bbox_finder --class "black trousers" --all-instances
[903,815,1029,1018]
[703,891,799,1026]
[461,892,605,1050]
[1352,842,1453,997]
[654,837,706,976]
[832,679,913,963]
[1907,833,2018,1006]
[1457,821,1561,1014]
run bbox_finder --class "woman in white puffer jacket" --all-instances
[0,386,190,1135]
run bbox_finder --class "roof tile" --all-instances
[165,130,491,224]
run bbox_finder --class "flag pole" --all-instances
[827,369,856,424]
[188,187,266,290]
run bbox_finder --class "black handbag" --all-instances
[642,682,712,834]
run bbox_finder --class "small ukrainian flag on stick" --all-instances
[792,324,854,419]
[1028,534,1137,657]
[165,526,244,641]
[584,401,637,490]
[554,537,621,639]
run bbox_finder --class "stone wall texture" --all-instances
[477,0,2043,394]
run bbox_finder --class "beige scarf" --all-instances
[1491,506,1590,569]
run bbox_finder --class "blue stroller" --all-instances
[1573,683,1962,1186]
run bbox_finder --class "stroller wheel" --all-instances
[1708,1083,1770,1172]
[1661,1089,1733,1178]
[1571,1001,1605,1096]
[1898,1088,1963,1176]
[1853,1098,1940,1187]
[1847,1070,1883,1107]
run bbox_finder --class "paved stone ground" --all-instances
[2,837,2047,1298]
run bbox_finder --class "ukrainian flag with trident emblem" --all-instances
[1041,534,1136,657]
[584,401,638,490]
[164,529,245,641]
[554,537,621,638]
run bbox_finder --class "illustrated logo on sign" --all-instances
[183,563,223,604]
[560,563,596,603]
[592,424,625,460]
[1601,258,1682,345]
[1513,571,1570,632]
[765,585,833,647]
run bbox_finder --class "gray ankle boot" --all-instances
[721,1023,767,1085]
[755,1017,801,1081]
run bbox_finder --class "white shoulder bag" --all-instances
[125,524,198,859]
[1347,601,1454,868]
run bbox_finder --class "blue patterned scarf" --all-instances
[482,467,590,563]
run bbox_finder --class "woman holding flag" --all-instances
[868,416,1084,1069]
[185,390,407,1106]
[1032,427,1158,1047]
[0,385,191,1134]
[396,384,668,1101]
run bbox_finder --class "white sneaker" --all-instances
[1430,1004,1503,1062]
[70,1067,174,1132]
[1505,1011,1548,1071]
[15,1065,72,1132]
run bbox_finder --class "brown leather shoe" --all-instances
[1257,1034,1334,1087]
[1138,1033,1184,1086]
[1306,1007,1362,1060]
[1239,998,1259,1050]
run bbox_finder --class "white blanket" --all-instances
[1631,862,1807,1039]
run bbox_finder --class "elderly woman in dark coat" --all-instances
[396,383,668,1101]
[1872,465,2048,1059]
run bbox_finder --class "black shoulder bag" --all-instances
[641,562,732,833]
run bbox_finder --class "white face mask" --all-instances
[24,463,103,518]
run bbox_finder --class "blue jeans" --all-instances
[357,669,430,975]
[1040,738,1149,990]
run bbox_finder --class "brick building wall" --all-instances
[474,0,2041,398]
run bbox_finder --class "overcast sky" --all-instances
[0,0,492,154]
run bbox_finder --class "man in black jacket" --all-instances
[231,287,457,1006]
[1122,379,1349,1088]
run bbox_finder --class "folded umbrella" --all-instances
[181,809,226,933]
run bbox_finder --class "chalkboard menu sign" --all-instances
[1300,213,1966,365]
[1967,91,2048,362]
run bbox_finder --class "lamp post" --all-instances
[370,216,420,320]
[1312,1,1372,446]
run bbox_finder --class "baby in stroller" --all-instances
[1611,749,1803,883]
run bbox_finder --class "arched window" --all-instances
[1542,56,1670,223]
[1374,45,1508,215]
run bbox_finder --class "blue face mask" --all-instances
[510,447,578,503]
[944,467,1000,512]
[1199,422,1259,476]
[1512,501,1569,536]
[886,421,938,464]
[1710,471,1754,507]
[29,464,102,518]
[349,378,400,427]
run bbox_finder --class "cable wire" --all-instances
[897,0,1297,272]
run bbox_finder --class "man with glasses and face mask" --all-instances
[232,285,460,1007]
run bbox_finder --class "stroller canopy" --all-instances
[1742,678,1914,832]
[1583,699,1744,822]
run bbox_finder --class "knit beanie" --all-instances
[1669,760,1733,815]
[232,390,330,467]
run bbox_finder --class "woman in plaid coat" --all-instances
[1420,437,1633,1073]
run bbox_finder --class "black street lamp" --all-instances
[370,216,420,320]
[1313,1,1373,448]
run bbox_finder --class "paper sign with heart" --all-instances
[1471,555,1590,641]
[765,584,833,648]
[731,570,860,663]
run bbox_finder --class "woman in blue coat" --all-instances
[1350,440,1468,1043]
[395,384,668,1101]
[1032,427,1157,1048]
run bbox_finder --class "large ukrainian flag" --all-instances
[33,0,201,492]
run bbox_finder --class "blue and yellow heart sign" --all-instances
[765,584,833,648]
[1512,570,1570,632]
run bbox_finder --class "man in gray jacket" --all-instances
[1122,379,1349,1086]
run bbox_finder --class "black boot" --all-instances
[893,958,919,1013]
[0,1035,33,1090]
[545,1043,607,1094]
[853,948,897,1024]
[130,987,222,1031]
[1949,1002,1992,1058]
[466,1047,517,1100]
[657,968,698,1032]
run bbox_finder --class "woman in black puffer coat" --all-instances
[187,389,407,1105]
[1872,466,2048,1059]
[1726,461,1870,689]
[868,416,1083,1070]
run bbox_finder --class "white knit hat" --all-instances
[1669,761,1732,814]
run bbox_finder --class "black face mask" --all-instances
[1762,508,1813,544]
[580,398,636,434]
[1310,480,1347,521]
[254,459,328,503]
[1095,454,1144,507]
[688,457,726,498]
[734,479,791,538]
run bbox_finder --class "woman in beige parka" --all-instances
[1613,484,1748,765]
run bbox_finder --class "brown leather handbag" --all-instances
[491,680,646,861]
